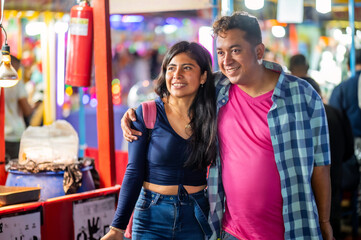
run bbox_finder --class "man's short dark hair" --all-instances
[289,54,308,72]
[212,11,262,47]
[347,49,361,66]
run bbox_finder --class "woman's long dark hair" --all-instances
[155,41,217,170]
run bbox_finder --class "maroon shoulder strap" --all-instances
[141,100,157,129]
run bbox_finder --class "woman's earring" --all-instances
[257,59,263,65]
[200,84,204,88]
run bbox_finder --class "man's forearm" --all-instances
[311,165,331,222]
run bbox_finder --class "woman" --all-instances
[102,41,217,240]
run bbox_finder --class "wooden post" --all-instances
[92,0,116,187]
[0,10,6,184]
[0,88,6,185]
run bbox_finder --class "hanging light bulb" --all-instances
[0,43,19,88]
[0,0,19,88]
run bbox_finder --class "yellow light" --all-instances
[65,86,73,96]
[112,84,121,95]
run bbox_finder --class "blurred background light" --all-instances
[271,26,286,38]
[25,21,46,36]
[245,0,264,10]
[122,15,144,23]
[316,0,331,14]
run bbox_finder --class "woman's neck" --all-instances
[163,96,193,114]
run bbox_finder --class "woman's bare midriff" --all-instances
[143,182,206,195]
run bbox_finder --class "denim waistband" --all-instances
[140,186,206,203]
[139,186,212,239]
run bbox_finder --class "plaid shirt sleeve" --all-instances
[269,71,330,239]
[207,71,228,240]
[311,91,331,166]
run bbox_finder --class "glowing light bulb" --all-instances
[0,45,19,88]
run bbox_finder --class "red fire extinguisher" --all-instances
[65,0,93,87]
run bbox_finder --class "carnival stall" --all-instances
[0,0,360,239]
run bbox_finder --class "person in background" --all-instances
[121,11,333,240]
[102,41,216,240]
[329,50,361,239]
[321,96,354,239]
[289,53,321,94]
[4,55,33,162]
[289,54,354,238]
[263,47,276,62]
[329,49,361,164]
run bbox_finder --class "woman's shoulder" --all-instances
[134,97,164,125]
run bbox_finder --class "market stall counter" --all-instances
[0,185,120,240]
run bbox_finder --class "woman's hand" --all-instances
[121,108,142,142]
[101,228,124,240]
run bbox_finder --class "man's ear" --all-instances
[255,43,265,61]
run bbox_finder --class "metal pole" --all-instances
[213,0,219,71]
[221,0,234,16]
[229,0,234,15]
[78,87,86,158]
[349,0,356,77]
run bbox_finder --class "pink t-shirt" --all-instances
[218,84,284,240]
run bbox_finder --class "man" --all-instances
[4,56,33,161]
[122,12,332,240]
[329,49,361,163]
[289,53,321,94]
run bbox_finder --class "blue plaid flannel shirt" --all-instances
[207,61,330,240]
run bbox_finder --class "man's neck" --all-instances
[355,65,361,71]
[236,66,279,98]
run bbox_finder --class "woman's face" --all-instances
[165,52,206,101]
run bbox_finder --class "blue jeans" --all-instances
[132,187,211,240]
[221,231,239,240]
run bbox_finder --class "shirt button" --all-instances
[222,99,226,103]
[283,207,288,213]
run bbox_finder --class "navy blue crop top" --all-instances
[111,97,207,229]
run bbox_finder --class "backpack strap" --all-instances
[141,100,157,129]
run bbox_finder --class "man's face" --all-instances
[216,28,262,85]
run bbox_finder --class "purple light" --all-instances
[122,15,144,23]
[165,17,181,26]
[110,14,122,22]
[82,94,90,105]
